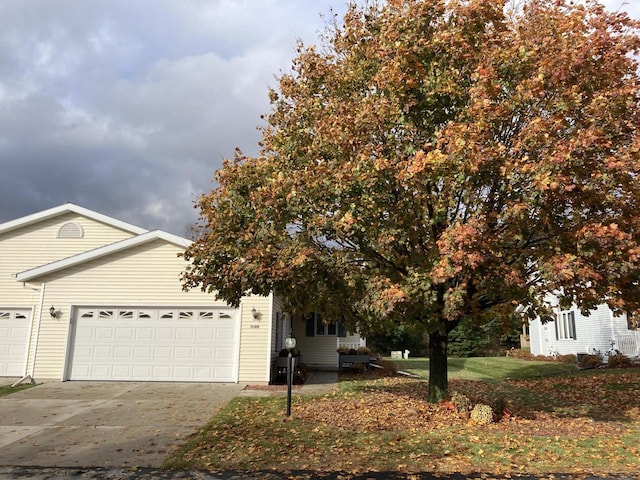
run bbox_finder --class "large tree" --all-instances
[182,0,640,401]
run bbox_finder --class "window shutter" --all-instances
[305,315,315,337]
[554,316,559,340]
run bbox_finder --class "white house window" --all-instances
[556,310,577,340]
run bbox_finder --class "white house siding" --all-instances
[24,240,271,383]
[293,311,340,368]
[297,335,339,367]
[529,303,634,356]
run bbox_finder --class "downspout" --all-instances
[11,282,45,387]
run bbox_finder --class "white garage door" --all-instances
[0,309,31,376]
[68,307,239,382]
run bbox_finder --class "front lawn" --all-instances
[164,358,640,477]
[397,356,577,380]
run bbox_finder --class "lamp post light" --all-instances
[284,337,297,417]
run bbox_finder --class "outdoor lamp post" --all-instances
[284,337,296,417]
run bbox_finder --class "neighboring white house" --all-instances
[0,203,364,384]
[527,294,640,359]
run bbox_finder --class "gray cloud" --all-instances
[0,0,345,235]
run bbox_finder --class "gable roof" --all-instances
[0,203,148,236]
[15,230,192,283]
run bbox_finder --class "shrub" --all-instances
[607,353,631,368]
[357,346,371,355]
[470,404,494,425]
[506,349,535,360]
[490,397,507,417]
[451,391,472,412]
[379,359,398,374]
[336,346,350,355]
[579,354,602,369]
[555,354,577,364]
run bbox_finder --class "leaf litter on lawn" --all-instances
[169,370,640,476]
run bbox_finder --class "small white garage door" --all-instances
[68,307,239,382]
[0,309,31,376]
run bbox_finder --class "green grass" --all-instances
[0,383,36,397]
[395,356,577,380]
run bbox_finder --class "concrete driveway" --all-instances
[0,380,244,468]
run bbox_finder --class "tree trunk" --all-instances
[428,329,449,403]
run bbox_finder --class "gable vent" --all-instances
[57,222,84,239]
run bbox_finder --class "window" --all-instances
[305,312,345,337]
[555,311,576,340]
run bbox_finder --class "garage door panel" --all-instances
[215,346,234,359]
[135,328,153,340]
[95,327,114,339]
[195,347,213,359]
[133,346,153,358]
[132,365,152,377]
[113,346,132,359]
[69,308,239,382]
[112,365,132,377]
[94,346,112,358]
[91,365,111,377]
[176,328,195,340]
[156,328,173,340]
[115,327,133,339]
[214,366,233,379]
[152,366,172,378]
[9,344,26,355]
[174,347,193,359]
[216,328,235,341]
[195,328,214,340]
[0,309,31,377]
[154,346,173,359]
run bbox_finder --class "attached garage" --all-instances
[0,309,31,376]
[2,204,278,384]
[67,307,240,382]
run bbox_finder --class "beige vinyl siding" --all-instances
[1,214,137,378]
[0,213,135,307]
[25,240,271,383]
[236,294,274,384]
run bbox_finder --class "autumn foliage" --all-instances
[171,371,640,476]
[182,0,640,401]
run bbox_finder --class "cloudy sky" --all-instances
[0,0,637,236]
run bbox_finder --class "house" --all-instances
[527,294,640,359]
[0,203,364,384]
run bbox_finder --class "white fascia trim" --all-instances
[0,203,148,235]
[15,230,192,282]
